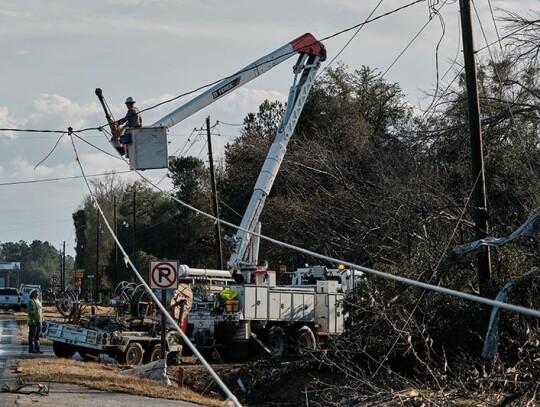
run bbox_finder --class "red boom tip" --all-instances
[290,33,327,61]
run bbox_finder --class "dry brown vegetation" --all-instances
[16,358,227,406]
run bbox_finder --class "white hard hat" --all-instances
[125,96,135,104]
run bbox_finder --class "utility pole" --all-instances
[95,210,100,303]
[114,195,118,288]
[460,0,492,295]
[59,246,64,291]
[62,241,66,291]
[206,116,224,269]
[132,190,136,280]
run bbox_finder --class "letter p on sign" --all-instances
[150,260,179,289]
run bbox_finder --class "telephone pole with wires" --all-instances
[206,117,224,269]
[460,0,492,295]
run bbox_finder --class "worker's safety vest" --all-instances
[27,299,42,325]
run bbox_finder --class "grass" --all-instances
[16,358,228,406]
[3,305,228,405]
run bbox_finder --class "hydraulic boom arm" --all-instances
[152,33,325,128]
[227,45,325,277]
[152,33,325,279]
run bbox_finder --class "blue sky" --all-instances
[0,0,534,258]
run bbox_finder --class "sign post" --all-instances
[149,260,179,360]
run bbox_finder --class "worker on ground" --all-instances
[169,283,193,327]
[112,97,142,151]
[27,289,43,354]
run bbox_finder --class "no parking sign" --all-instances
[149,260,179,289]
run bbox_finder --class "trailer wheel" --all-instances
[120,342,144,366]
[52,341,76,359]
[295,326,317,353]
[78,349,101,361]
[266,326,288,359]
[144,344,162,363]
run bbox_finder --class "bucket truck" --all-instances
[94,33,356,360]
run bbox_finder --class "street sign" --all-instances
[150,260,179,289]
[87,274,95,279]
[50,275,59,284]
[68,272,84,278]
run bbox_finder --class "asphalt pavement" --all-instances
[0,318,203,406]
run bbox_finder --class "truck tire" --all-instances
[78,349,101,361]
[266,326,288,359]
[144,344,162,363]
[295,326,317,353]
[120,342,144,366]
[52,341,76,358]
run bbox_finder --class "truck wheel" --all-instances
[52,341,76,358]
[79,349,101,361]
[120,342,144,366]
[144,344,162,363]
[266,326,288,359]
[295,326,317,353]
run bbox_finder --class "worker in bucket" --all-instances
[27,289,43,354]
[169,283,193,327]
[113,96,142,145]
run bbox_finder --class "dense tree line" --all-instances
[0,240,73,289]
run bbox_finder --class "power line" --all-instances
[0,171,132,187]
[68,132,242,406]
[318,0,385,78]
[0,219,72,233]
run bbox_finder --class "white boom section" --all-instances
[178,265,233,279]
[152,33,325,129]
[227,52,322,272]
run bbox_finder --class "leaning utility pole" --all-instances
[206,116,224,269]
[460,0,492,295]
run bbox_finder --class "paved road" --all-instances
[0,318,203,406]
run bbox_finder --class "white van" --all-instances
[19,284,42,309]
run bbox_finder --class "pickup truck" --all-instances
[0,287,22,311]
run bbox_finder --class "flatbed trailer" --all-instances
[43,320,182,365]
